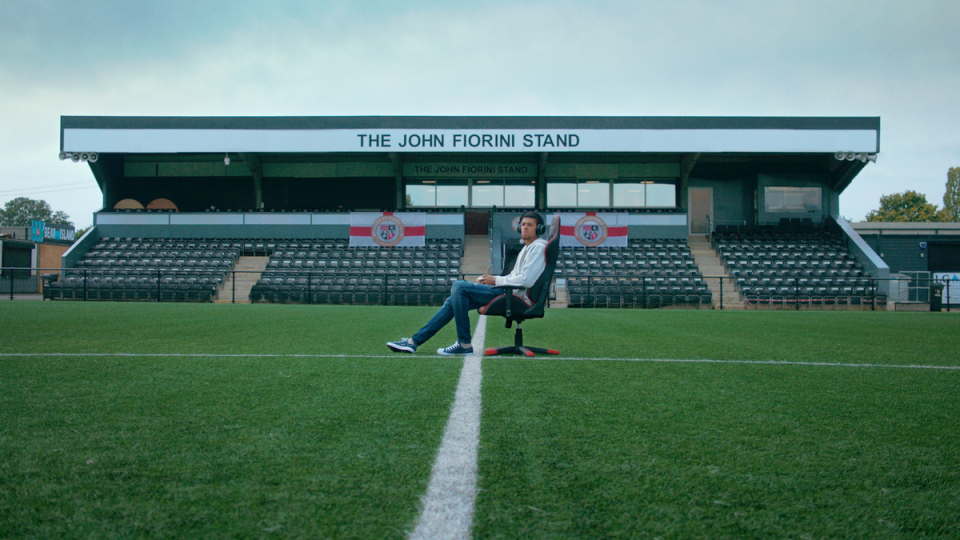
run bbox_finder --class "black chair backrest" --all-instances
[521,215,560,316]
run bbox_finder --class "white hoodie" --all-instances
[494,237,548,305]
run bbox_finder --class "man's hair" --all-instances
[519,211,544,227]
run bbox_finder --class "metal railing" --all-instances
[2,266,954,312]
[556,272,953,311]
[0,267,463,306]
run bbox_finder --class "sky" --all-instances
[2,0,958,229]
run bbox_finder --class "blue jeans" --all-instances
[412,280,502,346]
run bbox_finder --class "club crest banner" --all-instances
[349,212,426,247]
[559,212,628,247]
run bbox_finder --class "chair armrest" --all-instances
[493,285,521,319]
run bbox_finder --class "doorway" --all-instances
[689,187,713,234]
[465,211,490,235]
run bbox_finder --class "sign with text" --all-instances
[402,162,537,178]
[30,220,75,242]
[65,127,881,154]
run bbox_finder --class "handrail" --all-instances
[2,266,954,312]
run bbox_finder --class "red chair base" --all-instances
[485,345,560,357]
[483,323,559,357]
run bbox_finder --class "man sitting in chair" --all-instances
[387,211,548,356]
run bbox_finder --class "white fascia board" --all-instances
[63,128,879,154]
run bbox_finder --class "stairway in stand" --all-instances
[460,235,491,279]
[688,235,744,310]
[216,256,268,304]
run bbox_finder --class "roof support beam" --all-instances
[240,153,264,209]
[389,153,403,210]
[537,153,548,210]
[679,153,701,213]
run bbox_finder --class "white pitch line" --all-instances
[1,352,957,371]
[409,315,486,540]
[496,356,960,370]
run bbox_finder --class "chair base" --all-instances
[484,345,560,357]
[483,324,559,357]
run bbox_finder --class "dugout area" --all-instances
[51,115,904,307]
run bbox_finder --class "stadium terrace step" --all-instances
[217,256,268,303]
[552,280,569,308]
[688,234,744,309]
[460,235,491,279]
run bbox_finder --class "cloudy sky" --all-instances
[2,0,958,228]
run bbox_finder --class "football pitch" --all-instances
[1,303,958,539]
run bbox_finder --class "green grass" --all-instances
[478,360,959,538]
[1,303,959,538]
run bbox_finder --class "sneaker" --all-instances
[437,342,474,356]
[387,338,417,354]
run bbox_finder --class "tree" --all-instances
[944,167,960,222]
[865,190,946,222]
[0,197,73,227]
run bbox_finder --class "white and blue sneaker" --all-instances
[387,337,418,354]
[437,342,474,356]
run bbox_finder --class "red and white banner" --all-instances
[559,212,628,247]
[349,212,426,247]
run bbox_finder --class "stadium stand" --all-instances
[47,237,465,305]
[560,238,712,308]
[46,238,239,302]
[248,239,463,305]
[712,223,886,309]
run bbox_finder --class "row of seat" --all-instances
[53,237,242,302]
[566,275,712,308]
[251,240,465,303]
[53,236,467,303]
[559,238,709,308]
[743,291,888,309]
[45,275,221,302]
[712,229,885,307]
[569,287,713,308]
[250,275,456,306]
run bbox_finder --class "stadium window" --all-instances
[613,182,646,207]
[645,182,676,208]
[547,180,578,207]
[503,180,536,208]
[764,187,821,212]
[436,180,468,207]
[471,180,504,207]
[577,181,610,207]
[550,179,676,208]
[406,182,436,206]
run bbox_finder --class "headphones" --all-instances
[515,211,546,236]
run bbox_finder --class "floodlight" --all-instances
[88,153,98,163]
[71,153,81,162]
[59,151,69,161]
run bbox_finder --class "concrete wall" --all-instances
[688,177,754,229]
[91,212,464,241]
